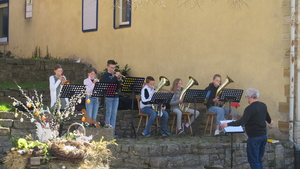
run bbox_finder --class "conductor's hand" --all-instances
[220,123,228,128]
[269,120,274,126]
[179,99,183,103]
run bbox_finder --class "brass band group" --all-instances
[49,60,274,169]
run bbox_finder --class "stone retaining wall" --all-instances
[0,58,90,83]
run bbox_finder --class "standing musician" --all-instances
[169,78,200,135]
[103,60,122,129]
[140,76,171,137]
[49,64,69,109]
[205,74,238,136]
[83,67,99,122]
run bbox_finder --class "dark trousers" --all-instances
[247,135,267,169]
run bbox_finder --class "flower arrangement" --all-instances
[8,83,86,141]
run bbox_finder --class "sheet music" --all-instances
[220,120,244,133]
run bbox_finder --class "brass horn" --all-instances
[178,76,199,112]
[215,75,234,107]
[152,76,170,116]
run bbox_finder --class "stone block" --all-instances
[85,127,114,141]
[0,127,10,136]
[10,128,35,137]
[0,119,13,127]
[0,112,14,119]
[284,84,289,96]
[278,121,289,130]
[13,120,36,129]
[278,102,289,113]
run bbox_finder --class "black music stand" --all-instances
[219,89,244,169]
[148,92,174,136]
[60,84,85,98]
[92,82,118,126]
[221,120,245,169]
[58,84,85,136]
[121,77,145,139]
[183,90,211,136]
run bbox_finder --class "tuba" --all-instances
[214,75,234,107]
[152,76,170,116]
[178,76,199,112]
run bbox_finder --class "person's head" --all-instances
[54,64,63,76]
[245,88,259,103]
[107,60,117,73]
[171,78,183,93]
[145,76,155,89]
[87,67,97,79]
[212,74,221,87]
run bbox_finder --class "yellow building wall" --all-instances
[4,0,290,139]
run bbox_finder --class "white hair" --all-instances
[245,88,259,99]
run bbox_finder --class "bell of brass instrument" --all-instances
[152,76,170,116]
[61,75,69,85]
[178,76,199,112]
[214,75,234,107]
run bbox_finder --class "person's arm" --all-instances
[84,78,95,94]
[141,88,151,104]
[49,76,61,92]
[169,92,179,106]
[227,107,252,126]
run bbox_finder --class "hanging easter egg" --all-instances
[20,118,24,122]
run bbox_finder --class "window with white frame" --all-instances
[114,0,131,29]
[0,0,8,43]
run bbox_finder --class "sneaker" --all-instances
[214,129,220,136]
[178,128,184,135]
[162,131,171,136]
[142,131,151,137]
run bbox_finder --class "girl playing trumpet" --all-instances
[84,67,100,122]
[49,64,69,109]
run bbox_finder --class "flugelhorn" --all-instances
[61,75,69,84]
[214,75,234,107]
[178,76,199,112]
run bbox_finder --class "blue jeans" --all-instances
[141,107,168,134]
[208,106,237,125]
[105,97,119,128]
[85,96,99,121]
[247,135,267,169]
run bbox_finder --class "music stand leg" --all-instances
[122,90,139,140]
[230,133,234,169]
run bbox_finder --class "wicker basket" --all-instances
[51,123,89,162]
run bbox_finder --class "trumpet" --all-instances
[60,75,69,85]
[112,71,126,80]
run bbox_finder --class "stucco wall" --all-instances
[1,0,290,140]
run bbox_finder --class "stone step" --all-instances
[0,127,10,136]
[0,112,14,119]
[0,119,13,127]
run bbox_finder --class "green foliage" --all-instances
[9,136,21,148]
[0,102,14,112]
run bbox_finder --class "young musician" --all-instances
[205,74,238,136]
[140,76,171,137]
[169,78,200,134]
[102,60,121,129]
[49,64,69,109]
[84,67,99,122]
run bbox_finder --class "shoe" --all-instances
[142,131,151,137]
[162,131,171,136]
[214,129,220,136]
[185,123,190,128]
[178,128,184,135]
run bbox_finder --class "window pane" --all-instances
[0,5,8,38]
[121,0,129,22]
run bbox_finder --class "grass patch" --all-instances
[0,82,48,90]
[0,102,14,112]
